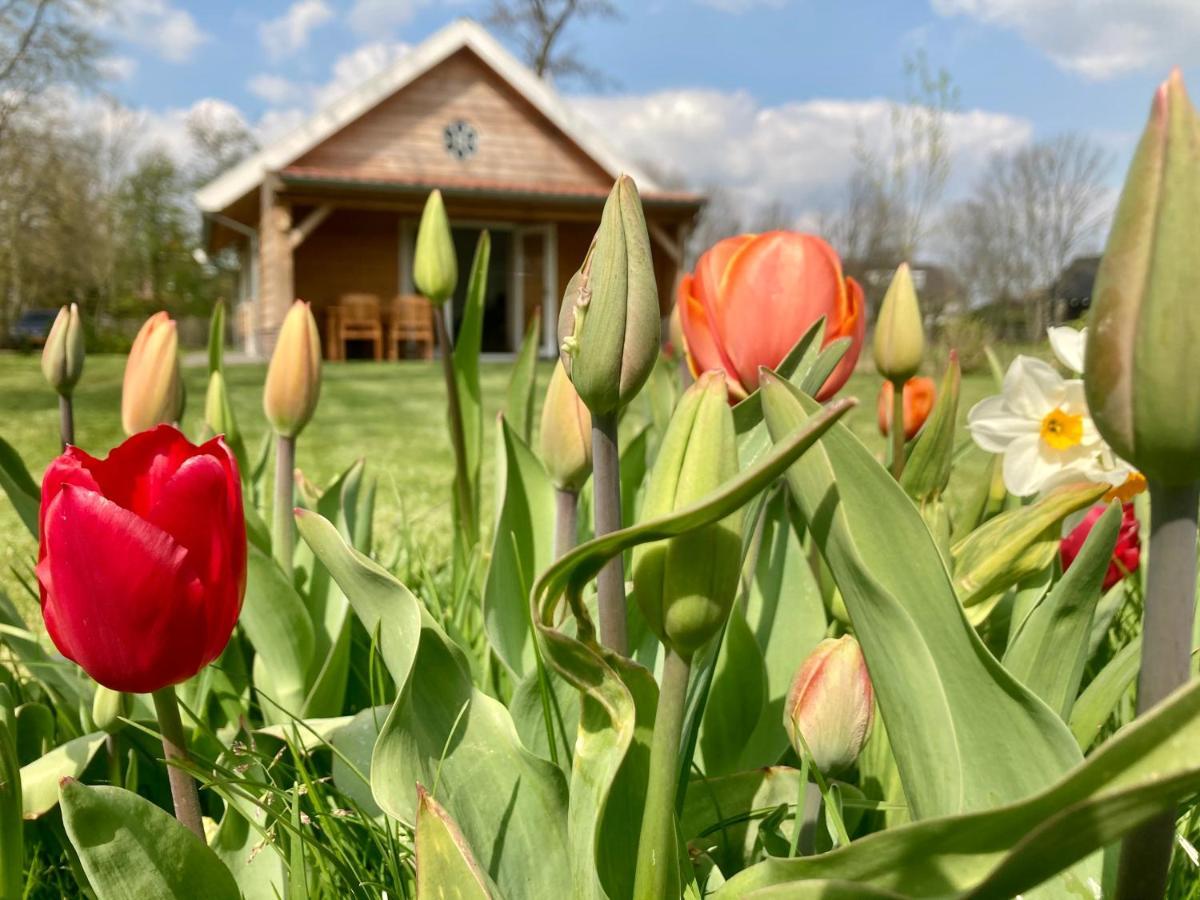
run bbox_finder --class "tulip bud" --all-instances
[538,360,592,491]
[122,311,184,435]
[877,376,936,440]
[413,189,457,304]
[783,635,874,775]
[558,175,661,415]
[91,687,129,735]
[264,300,322,439]
[41,303,84,397]
[1085,70,1200,485]
[632,371,741,657]
[873,263,924,383]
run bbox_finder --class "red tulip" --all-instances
[1060,503,1141,591]
[877,377,937,440]
[677,231,865,402]
[36,425,245,693]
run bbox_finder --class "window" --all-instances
[443,120,478,160]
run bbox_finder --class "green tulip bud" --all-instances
[784,635,874,775]
[264,300,322,438]
[538,360,592,491]
[632,371,742,658]
[413,189,457,304]
[1085,70,1200,485]
[91,686,129,735]
[558,175,661,415]
[41,303,84,397]
[872,263,924,383]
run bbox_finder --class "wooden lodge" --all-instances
[196,19,704,360]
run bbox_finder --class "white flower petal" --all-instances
[1004,356,1066,418]
[1003,433,1067,497]
[968,395,1037,453]
[1048,326,1087,374]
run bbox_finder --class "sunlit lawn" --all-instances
[0,351,997,623]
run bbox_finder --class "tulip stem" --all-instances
[554,488,578,560]
[151,687,204,842]
[58,395,74,450]
[591,411,628,655]
[890,379,906,479]
[788,753,811,857]
[633,649,691,900]
[273,434,295,578]
[1115,479,1200,899]
[434,304,476,544]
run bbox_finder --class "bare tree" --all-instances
[946,133,1111,338]
[484,0,618,86]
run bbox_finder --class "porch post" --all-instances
[258,174,294,359]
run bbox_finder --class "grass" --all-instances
[0,350,999,623]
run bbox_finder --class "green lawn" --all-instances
[0,351,997,622]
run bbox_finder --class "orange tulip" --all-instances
[877,376,936,440]
[677,231,865,402]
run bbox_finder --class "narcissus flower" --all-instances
[264,300,322,438]
[677,232,865,402]
[122,312,184,435]
[877,376,936,441]
[784,635,874,775]
[1061,502,1141,591]
[1048,325,1086,375]
[36,426,246,693]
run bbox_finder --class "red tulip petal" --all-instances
[89,425,196,518]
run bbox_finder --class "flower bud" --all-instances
[872,263,924,383]
[264,300,322,438]
[632,371,741,658]
[558,175,661,415]
[1085,70,1200,485]
[538,360,592,491]
[784,635,874,775]
[41,304,84,397]
[91,686,130,735]
[122,311,184,435]
[877,376,936,440]
[413,189,457,304]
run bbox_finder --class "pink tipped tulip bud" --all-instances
[784,635,874,775]
[538,360,592,491]
[121,312,184,435]
[41,303,84,397]
[264,300,322,439]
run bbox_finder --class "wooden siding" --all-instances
[293,48,612,195]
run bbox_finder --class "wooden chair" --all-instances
[386,294,435,360]
[332,293,383,361]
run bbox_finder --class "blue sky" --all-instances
[88,0,1200,235]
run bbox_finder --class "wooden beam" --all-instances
[258,174,295,358]
[289,203,333,250]
[648,221,682,267]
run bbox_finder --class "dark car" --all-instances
[8,308,57,348]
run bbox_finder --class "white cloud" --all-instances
[348,0,424,35]
[695,0,787,12]
[931,0,1200,80]
[97,56,137,82]
[88,0,208,64]
[259,0,335,61]
[247,73,306,105]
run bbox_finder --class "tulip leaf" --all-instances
[452,230,490,536]
[1004,502,1121,720]
[0,695,21,900]
[242,546,316,722]
[60,779,241,900]
[211,803,286,900]
[510,665,579,780]
[297,511,571,899]
[716,676,1200,899]
[0,591,90,711]
[207,299,226,375]
[415,785,505,899]
[732,318,827,436]
[331,705,389,817]
[504,308,542,446]
[900,354,961,503]
[1069,637,1140,751]
[20,731,106,819]
[483,418,555,677]
[699,603,767,777]
[0,435,39,538]
[760,375,1087,824]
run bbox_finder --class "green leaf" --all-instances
[482,419,555,677]
[1070,637,1140,751]
[0,591,90,711]
[60,779,241,900]
[717,676,1200,899]
[0,435,39,538]
[452,230,491,530]
[211,804,286,900]
[208,299,226,375]
[510,665,579,780]
[899,354,961,503]
[1004,502,1121,720]
[415,785,505,899]
[505,308,541,446]
[21,731,106,819]
[0,690,21,900]
[759,374,1086,823]
[699,604,767,777]
[331,705,389,818]
[242,546,315,722]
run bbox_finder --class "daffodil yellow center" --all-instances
[1105,472,1148,503]
[1040,407,1083,450]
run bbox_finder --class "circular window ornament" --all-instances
[443,120,478,160]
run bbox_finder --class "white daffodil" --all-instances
[1047,325,1086,375]
[968,356,1106,497]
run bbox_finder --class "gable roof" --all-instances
[195,18,664,214]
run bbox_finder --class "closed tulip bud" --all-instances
[873,263,924,382]
[632,371,741,657]
[264,300,321,438]
[784,635,874,775]
[91,686,130,734]
[122,312,184,435]
[1085,70,1200,485]
[413,189,457,304]
[559,175,661,415]
[41,303,84,396]
[538,360,592,491]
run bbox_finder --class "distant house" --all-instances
[196,19,703,359]
[847,260,964,320]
